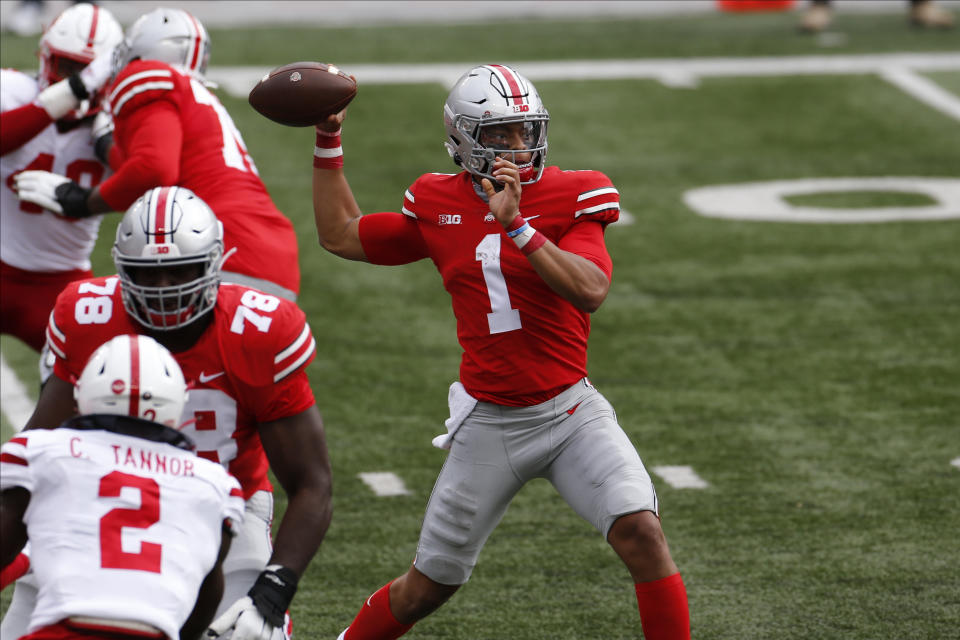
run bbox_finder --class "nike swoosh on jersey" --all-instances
[198,371,225,383]
[566,402,582,415]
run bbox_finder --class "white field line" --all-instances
[951,458,960,470]
[652,465,710,489]
[879,67,960,123]
[211,51,960,98]
[0,353,34,433]
[358,472,412,496]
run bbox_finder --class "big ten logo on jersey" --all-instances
[180,389,239,465]
[438,214,462,225]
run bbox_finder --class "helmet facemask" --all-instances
[116,257,221,331]
[452,115,549,185]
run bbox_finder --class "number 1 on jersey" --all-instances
[476,234,522,334]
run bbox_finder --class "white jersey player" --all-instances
[0,3,122,352]
[0,335,244,640]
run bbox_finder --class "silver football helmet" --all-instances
[75,334,188,428]
[113,187,224,331]
[443,64,549,184]
[114,7,210,80]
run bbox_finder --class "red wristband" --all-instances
[504,215,526,233]
[313,128,343,169]
[520,230,547,255]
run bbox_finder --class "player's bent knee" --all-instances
[413,553,473,587]
[608,511,668,553]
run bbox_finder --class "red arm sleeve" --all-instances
[97,100,182,210]
[106,140,124,170]
[358,212,429,265]
[557,220,613,280]
[0,103,53,156]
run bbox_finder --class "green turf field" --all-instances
[2,8,959,639]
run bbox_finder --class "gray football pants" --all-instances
[414,378,659,585]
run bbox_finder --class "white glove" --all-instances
[206,596,286,640]
[78,45,118,96]
[91,108,114,142]
[14,170,71,215]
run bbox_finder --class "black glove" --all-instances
[54,181,94,219]
[248,564,299,627]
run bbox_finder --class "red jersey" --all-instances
[45,278,317,497]
[99,60,299,295]
[358,166,619,405]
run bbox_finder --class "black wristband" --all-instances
[67,74,89,101]
[54,182,93,218]
[93,132,113,165]
[248,565,298,627]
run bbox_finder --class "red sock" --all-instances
[635,572,690,640]
[0,552,30,590]
[343,580,415,640]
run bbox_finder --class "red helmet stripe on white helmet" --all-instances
[128,335,141,417]
[152,187,173,244]
[487,65,527,107]
[85,5,99,51]
[185,12,203,74]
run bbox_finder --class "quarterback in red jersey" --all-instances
[15,7,300,300]
[7,187,330,640]
[1,334,244,640]
[0,3,122,351]
[311,64,690,639]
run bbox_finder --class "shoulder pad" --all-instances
[48,276,129,383]
[0,68,38,111]
[574,170,620,224]
[214,286,316,387]
[108,60,180,118]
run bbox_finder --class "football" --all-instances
[248,61,357,127]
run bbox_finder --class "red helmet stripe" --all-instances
[488,65,526,106]
[153,187,172,243]
[86,5,99,50]
[128,335,141,417]
[185,12,203,72]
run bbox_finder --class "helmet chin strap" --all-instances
[217,246,238,271]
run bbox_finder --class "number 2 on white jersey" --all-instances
[476,234,522,334]
[99,471,161,573]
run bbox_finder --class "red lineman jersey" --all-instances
[45,278,317,497]
[99,60,300,295]
[358,166,620,406]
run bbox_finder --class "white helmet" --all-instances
[443,64,549,185]
[113,187,224,331]
[74,335,188,428]
[38,3,123,89]
[115,7,210,80]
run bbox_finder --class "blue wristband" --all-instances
[506,222,530,238]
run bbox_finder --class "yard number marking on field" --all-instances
[951,458,960,471]
[651,465,709,489]
[358,472,411,496]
